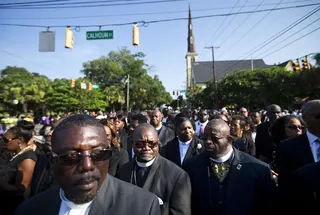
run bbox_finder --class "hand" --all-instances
[271,170,278,185]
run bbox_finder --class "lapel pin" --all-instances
[236,164,242,170]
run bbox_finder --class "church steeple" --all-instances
[187,5,196,53]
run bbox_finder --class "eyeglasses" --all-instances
[3,137,19,143]
[286,125,304,130]
[135,141,158,149]
[50,148,112,167]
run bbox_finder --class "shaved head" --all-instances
[301,100,320,136]
[267,104,281,122]
[133,123,158,140]
[206,119,230,136]
[302,100,320,116]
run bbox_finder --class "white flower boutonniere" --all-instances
[197,143,202,150]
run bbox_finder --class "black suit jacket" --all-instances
[117,155,192,215]
[255,122,273,161]
[160,136,204,168]
[183,149,276,215]
[276,133,314,210]
[108,148,129,176]
[158,126,175,148]
[291,162,320,214]
[14,175,161,215]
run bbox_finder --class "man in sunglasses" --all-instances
[117,123,192,215]
[276,99,320,212]
[15,114,161,215]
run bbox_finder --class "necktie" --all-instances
[200,124,205,134]
[210,160,230,182]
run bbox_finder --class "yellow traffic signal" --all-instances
[65,26,74,49]
[133,23,139,46]
[292,60,301,71]
[301,56,310,70]
[71,79,75,88]
[88,83,92,91]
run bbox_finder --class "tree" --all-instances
[0,66,50,114]
[313,53,320,67]
[81,47,172,110]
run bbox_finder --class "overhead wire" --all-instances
[198,0,240,60]
[0,2,318,29]
[217,0,265,51]
[254,16,320,58]
[214,6,320,78]
[0,0,184,9]
[212,0,250,45]
[261,26,320,59]
[217,0,285,59]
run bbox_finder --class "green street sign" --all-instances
[92,84,99,89]
[86,30,113,40]
[179,89,190,93]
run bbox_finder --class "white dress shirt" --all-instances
[178,138,192,165]
[210,147,234,163]
[306,130,320,162]
[58,189,93,215]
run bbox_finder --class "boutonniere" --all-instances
[197,143,202,150]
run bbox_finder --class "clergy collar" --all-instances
[59,188,93,210]
[136,156,156,167]
[210,147,234,163]
[178,138,192,145]
[155,124,163,131]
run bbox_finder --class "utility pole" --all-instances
[127,74,130,112]
[205,46,220,110]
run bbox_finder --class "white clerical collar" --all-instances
[136,157,156,167]
[59,189,93,210]
[178,138,192,145]
[155,124,163,131]
[210,147,234,163]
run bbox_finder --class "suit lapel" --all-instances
[46,187,62,215]
[170,137,182,166]
[143,155,161,192]
[158,126,166,142]
[183,138,196,163]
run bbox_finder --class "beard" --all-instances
[70,194,96,204]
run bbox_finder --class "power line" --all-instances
[0,0,184,9]
[217,0,265,48]
[0,3,318,29]
[217,0,285,59]
[213,0,250,45]
[260,24,320,59]
[198,0,240,60]
[0,48,50,70]
[214,6,320,78]
[254,16,320,58]
[0,0,70,6]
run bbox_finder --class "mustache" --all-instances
[74,174,100,185]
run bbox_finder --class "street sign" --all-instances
[179,89,190,93]
[92,84,99,89]
[86,30,113,40]
[81,82,87,89]
[39,31,55,52]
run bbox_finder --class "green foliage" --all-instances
[188,67,320,109]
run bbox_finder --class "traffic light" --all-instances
[71,79,75,88]
[190,88,194,92]
[65,26,74,49]
[176,90,179,95]
[133,23,139,46]
[292,59,301,71]
[172,91,175,95]
[301,56,310,70]
[88,83,92,91]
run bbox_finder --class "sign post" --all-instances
[86,31,114,40]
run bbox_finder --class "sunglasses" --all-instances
[135,141,158,149]
[3,137,19,143]
[49,148,112,167]
[286,125,304,130]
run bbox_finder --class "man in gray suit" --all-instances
[14,114,160,215]
[117,123,192,215]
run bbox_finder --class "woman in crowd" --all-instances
[100,119,129,176]
[114,114,129,150]
[0,121,38,215]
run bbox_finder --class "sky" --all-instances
[0,0,319,99]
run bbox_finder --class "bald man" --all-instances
[276,100,320,211]
[183,119,276,215]
[255,104,281,163]
[117,124,191,215]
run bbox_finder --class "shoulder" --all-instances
[17,150,38,163]
[238,150,268,166]
[14,187,59,214]
[110,176,158,201]
[183,152,206,170]
[118,148,129,156]
[279,133,307,151]
[294,162,320,181]
[159,156,185,174]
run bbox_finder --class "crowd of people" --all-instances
[0,100,319,215]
